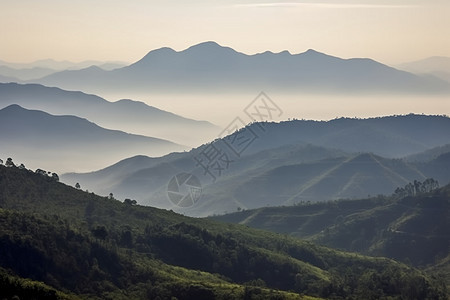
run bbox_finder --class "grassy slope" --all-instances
[0,165,447,299]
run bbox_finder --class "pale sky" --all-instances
[1,0,449,65]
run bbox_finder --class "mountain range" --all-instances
[0,58,126,71]
[0,83,220,146]
[209,152,449,209]
[62,114,450,217]
[228,115,450,157]
[0,65,62,82]
[0,105,186,173]
[404,143,450,162]
[0,59,127,84]
[28,42,450,95]
[2,41,449,299]
[0,164,446,299]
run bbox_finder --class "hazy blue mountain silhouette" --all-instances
[0,105,186,173]
[62,114,450,216]
[397,56,450,83]
[0,59,126,83]
[0,58,126,71]
[30,42,450,94]
[243,115,450,157]
[191,150,449,215]
[61,144,346,212]
[404,143,450,162]
[0,83,219,146]
[220,152,445,209]
[413,152,450,184]
[0,65,57,81]
[0,74,19,83]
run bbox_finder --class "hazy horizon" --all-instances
[2,0,450,65]
[1,43,449,67]
[1,2,450,297]
[2,0,449,174]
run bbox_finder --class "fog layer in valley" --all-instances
[98,92,450,128]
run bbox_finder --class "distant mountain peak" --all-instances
[0,104,85,121]
[187,41,223,49]
[301,49,329,57]
[83,65,103,71]
[255,50,292,57]
[147,46,176,55]
[135,47,177,65]
[139,41,232,61]
[183,41,239,55]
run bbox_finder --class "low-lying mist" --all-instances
[100,92,450,128]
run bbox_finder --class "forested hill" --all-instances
[213,180,450,271]
[0,165,448,299]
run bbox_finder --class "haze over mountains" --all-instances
[397,56,450,83]
[0,83,220,146]
[0,58,127,70]
[0,66,57,82]
[0,59,126,82]
[219,152,449,209]
[0,105,186,173]
[62,114,450,217]
[1,41,449,217]
[1,39,450,299]
[25,42,450,95]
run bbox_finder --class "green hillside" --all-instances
[0,165,447,299]
[213,182,450,282]
[0,266,78,300]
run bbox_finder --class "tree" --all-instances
[51,173,59,182]
[18,163,26,169]
[394,178,440,198]
[124,199,137,206]
[413,180,421,196]
[422,178,439,193]
[394,187,406,198]
[108,193,114,200]
[405,183,415,196]
[0,158,3,165]
[35,169,47,176]
[75,183,81,189]
[5,158,15,167]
